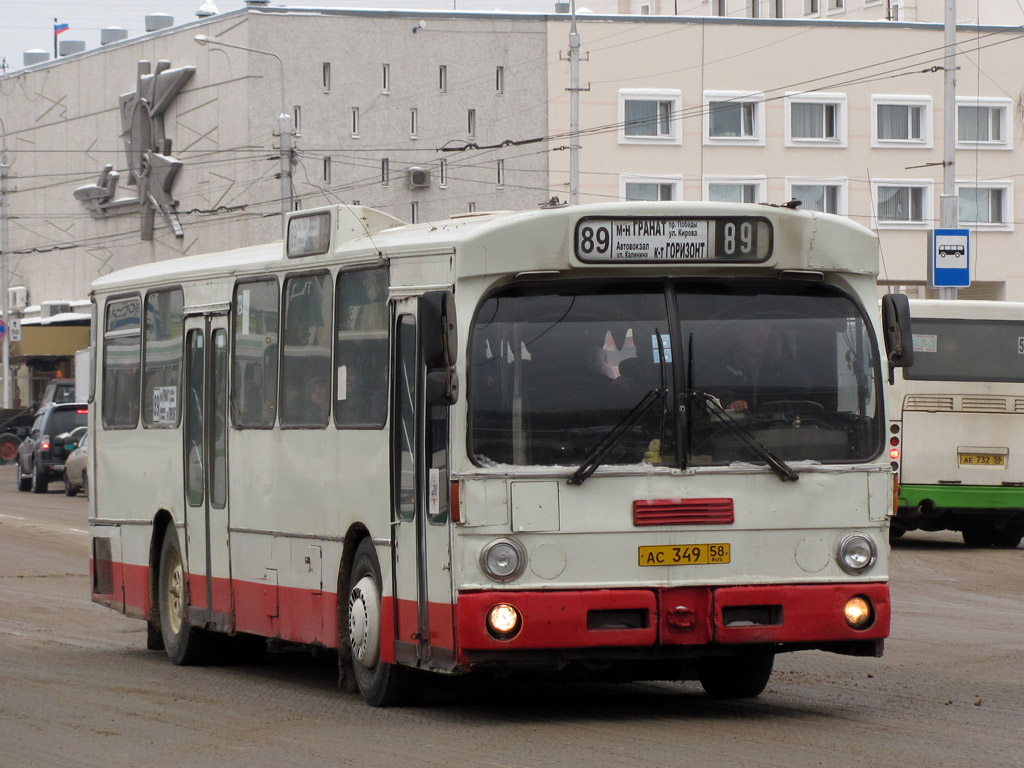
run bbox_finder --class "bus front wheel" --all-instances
[698,651,774,699]
[348,538,411,707]
[158,524,213,665]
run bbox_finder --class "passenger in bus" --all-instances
[307,377,330,422]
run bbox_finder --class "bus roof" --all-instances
[90,202,879,295]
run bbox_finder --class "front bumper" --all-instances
[456,582,889,653]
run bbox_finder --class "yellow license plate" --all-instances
[959,453,1006,466]
[638,543,730,567]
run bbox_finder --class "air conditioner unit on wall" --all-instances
[408,167,431,190]
[9,286,27,311]
[41,301,72,318]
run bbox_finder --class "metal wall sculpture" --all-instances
[74,60,195,240]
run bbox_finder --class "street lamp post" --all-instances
[1,114,10,408]
[194,34,294,237]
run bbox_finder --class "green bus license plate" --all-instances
[638,543,730,567]
[959,453,1005,466]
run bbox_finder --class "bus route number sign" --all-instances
[575,217,769,263]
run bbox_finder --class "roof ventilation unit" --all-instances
[408,167,431,190]
[100,27,128,45]
[41,302,73,318]
[22,50,49,66]
[58,40,86,57]
[145,14,174,32]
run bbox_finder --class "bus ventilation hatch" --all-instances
[633,498,734,526]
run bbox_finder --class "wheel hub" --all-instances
[348,575,381,669]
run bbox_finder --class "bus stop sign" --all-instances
[929,228,970,288]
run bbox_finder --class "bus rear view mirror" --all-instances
[426,368,460,406]
[420,290,458,369]
[882,293,914,383]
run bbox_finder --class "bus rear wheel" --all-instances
[158,524,213,665]
[698,651,774,699]
[348,538,411,707]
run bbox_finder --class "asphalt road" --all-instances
[1,479,1022,768]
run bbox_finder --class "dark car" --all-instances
[16,403,89,494]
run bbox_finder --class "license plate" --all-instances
[958,453,1006,466]
[638,543,730,567]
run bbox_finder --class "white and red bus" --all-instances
[88,201,912,705]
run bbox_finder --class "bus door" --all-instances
[183,310,233,632]
[391,299,456,670]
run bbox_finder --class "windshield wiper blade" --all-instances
[696,392,799,483]
[568,388,665,486]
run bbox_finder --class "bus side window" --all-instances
[335,268,389,429]
[232,279,280,428]
[280,273,332,428]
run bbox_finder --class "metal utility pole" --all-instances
[1,115,10,408]
[939,0,959,300]
[194,34,295,237]
[561,1,588,205]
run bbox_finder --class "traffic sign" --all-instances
[0,319,5,340]
[929,228,970,289]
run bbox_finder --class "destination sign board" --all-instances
[574,216,772,263]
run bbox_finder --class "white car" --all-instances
[63,429,88,497]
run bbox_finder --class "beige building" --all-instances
[547,14,1024,299]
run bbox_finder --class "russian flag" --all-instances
[54,22,70,35]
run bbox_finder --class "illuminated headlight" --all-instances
[479,538,526,582]
[836,532,878,574]
[844,595,875,630]
[486,603,522,640]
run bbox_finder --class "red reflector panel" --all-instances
[633,498,734,526]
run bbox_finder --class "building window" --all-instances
[468,202,476,213]
[323,156,331,184]
[382,63,390,93]
[713,0,727,16]
[704,176,767,203]
[956,98,1012,149]
[497,159,505,187]
[410,108,418,139]
[496,66,504,94]
[352,107,359,138]
[439,159,448,188]
[958,182,1013,230]
[411,201,419,224]
[619,89,682,145]
[620,174,681,201]
[787,178,847,214]
[827,0,844,10]
[639,3,650,13]
[872,96,932,147]
[704,91,765,145]
[439,64,447,93]
[873,180,932,227]
[322,62,331,92]
[468,109,476,137]
[749,1,760,19]
[786,93,847,146]
[382,158,390,186]
[293,105,301,135]
[805,0,819,14]
[769,0,785,17]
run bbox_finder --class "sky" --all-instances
[0,0,570,72]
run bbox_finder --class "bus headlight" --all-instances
[836,533,877,574]
[486,603,522,640]
[844,595,875,630]
[479,538,526,582]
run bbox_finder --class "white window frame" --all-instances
[468,108,476,138]
[382,63,390,94]
[955,97,1012,150]
[293,105,301,136]
[703,90,766,146]
[351,107,360,138]
[785,177,848,215]
[496,66,504,94]
[769,0,786,18]
[410,108,418,139]
[619,174,683,202]
[826,0,844,14]
[496,159,505,187]
[804,0,819,16]
[439,64,447,93]
[323,156,331,184]
[871,95,933,149]
[439,159,448,189]
[322,62,331,93]
[618,89,683,145]
[381,158,390,187]
[703,175,768,204]
[784,92,847,147]
[711,0,728,17]
[956,180,1013,231]
[410,201,419,225]
[871,179,933,230]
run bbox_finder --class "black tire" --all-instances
[158,524,214,665]
[31,461,48,494]
[64,471,78,496]
[991,528,1023,549]
[0,434,19,464]
[16,464,30,492]
[962,527,994,547]
[82,471,89,499]
[348,538,412,707]
[698,652,775,699]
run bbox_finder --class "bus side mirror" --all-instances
[426,369,460,406]
[881,293,914,384]
[420,290,458,369]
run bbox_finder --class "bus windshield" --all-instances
[469,279,881,468]
[905,318,1024,383]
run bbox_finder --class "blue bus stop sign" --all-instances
[929,228,970,288]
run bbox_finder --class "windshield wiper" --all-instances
[695,392,799,482]
[568,387,666,486]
